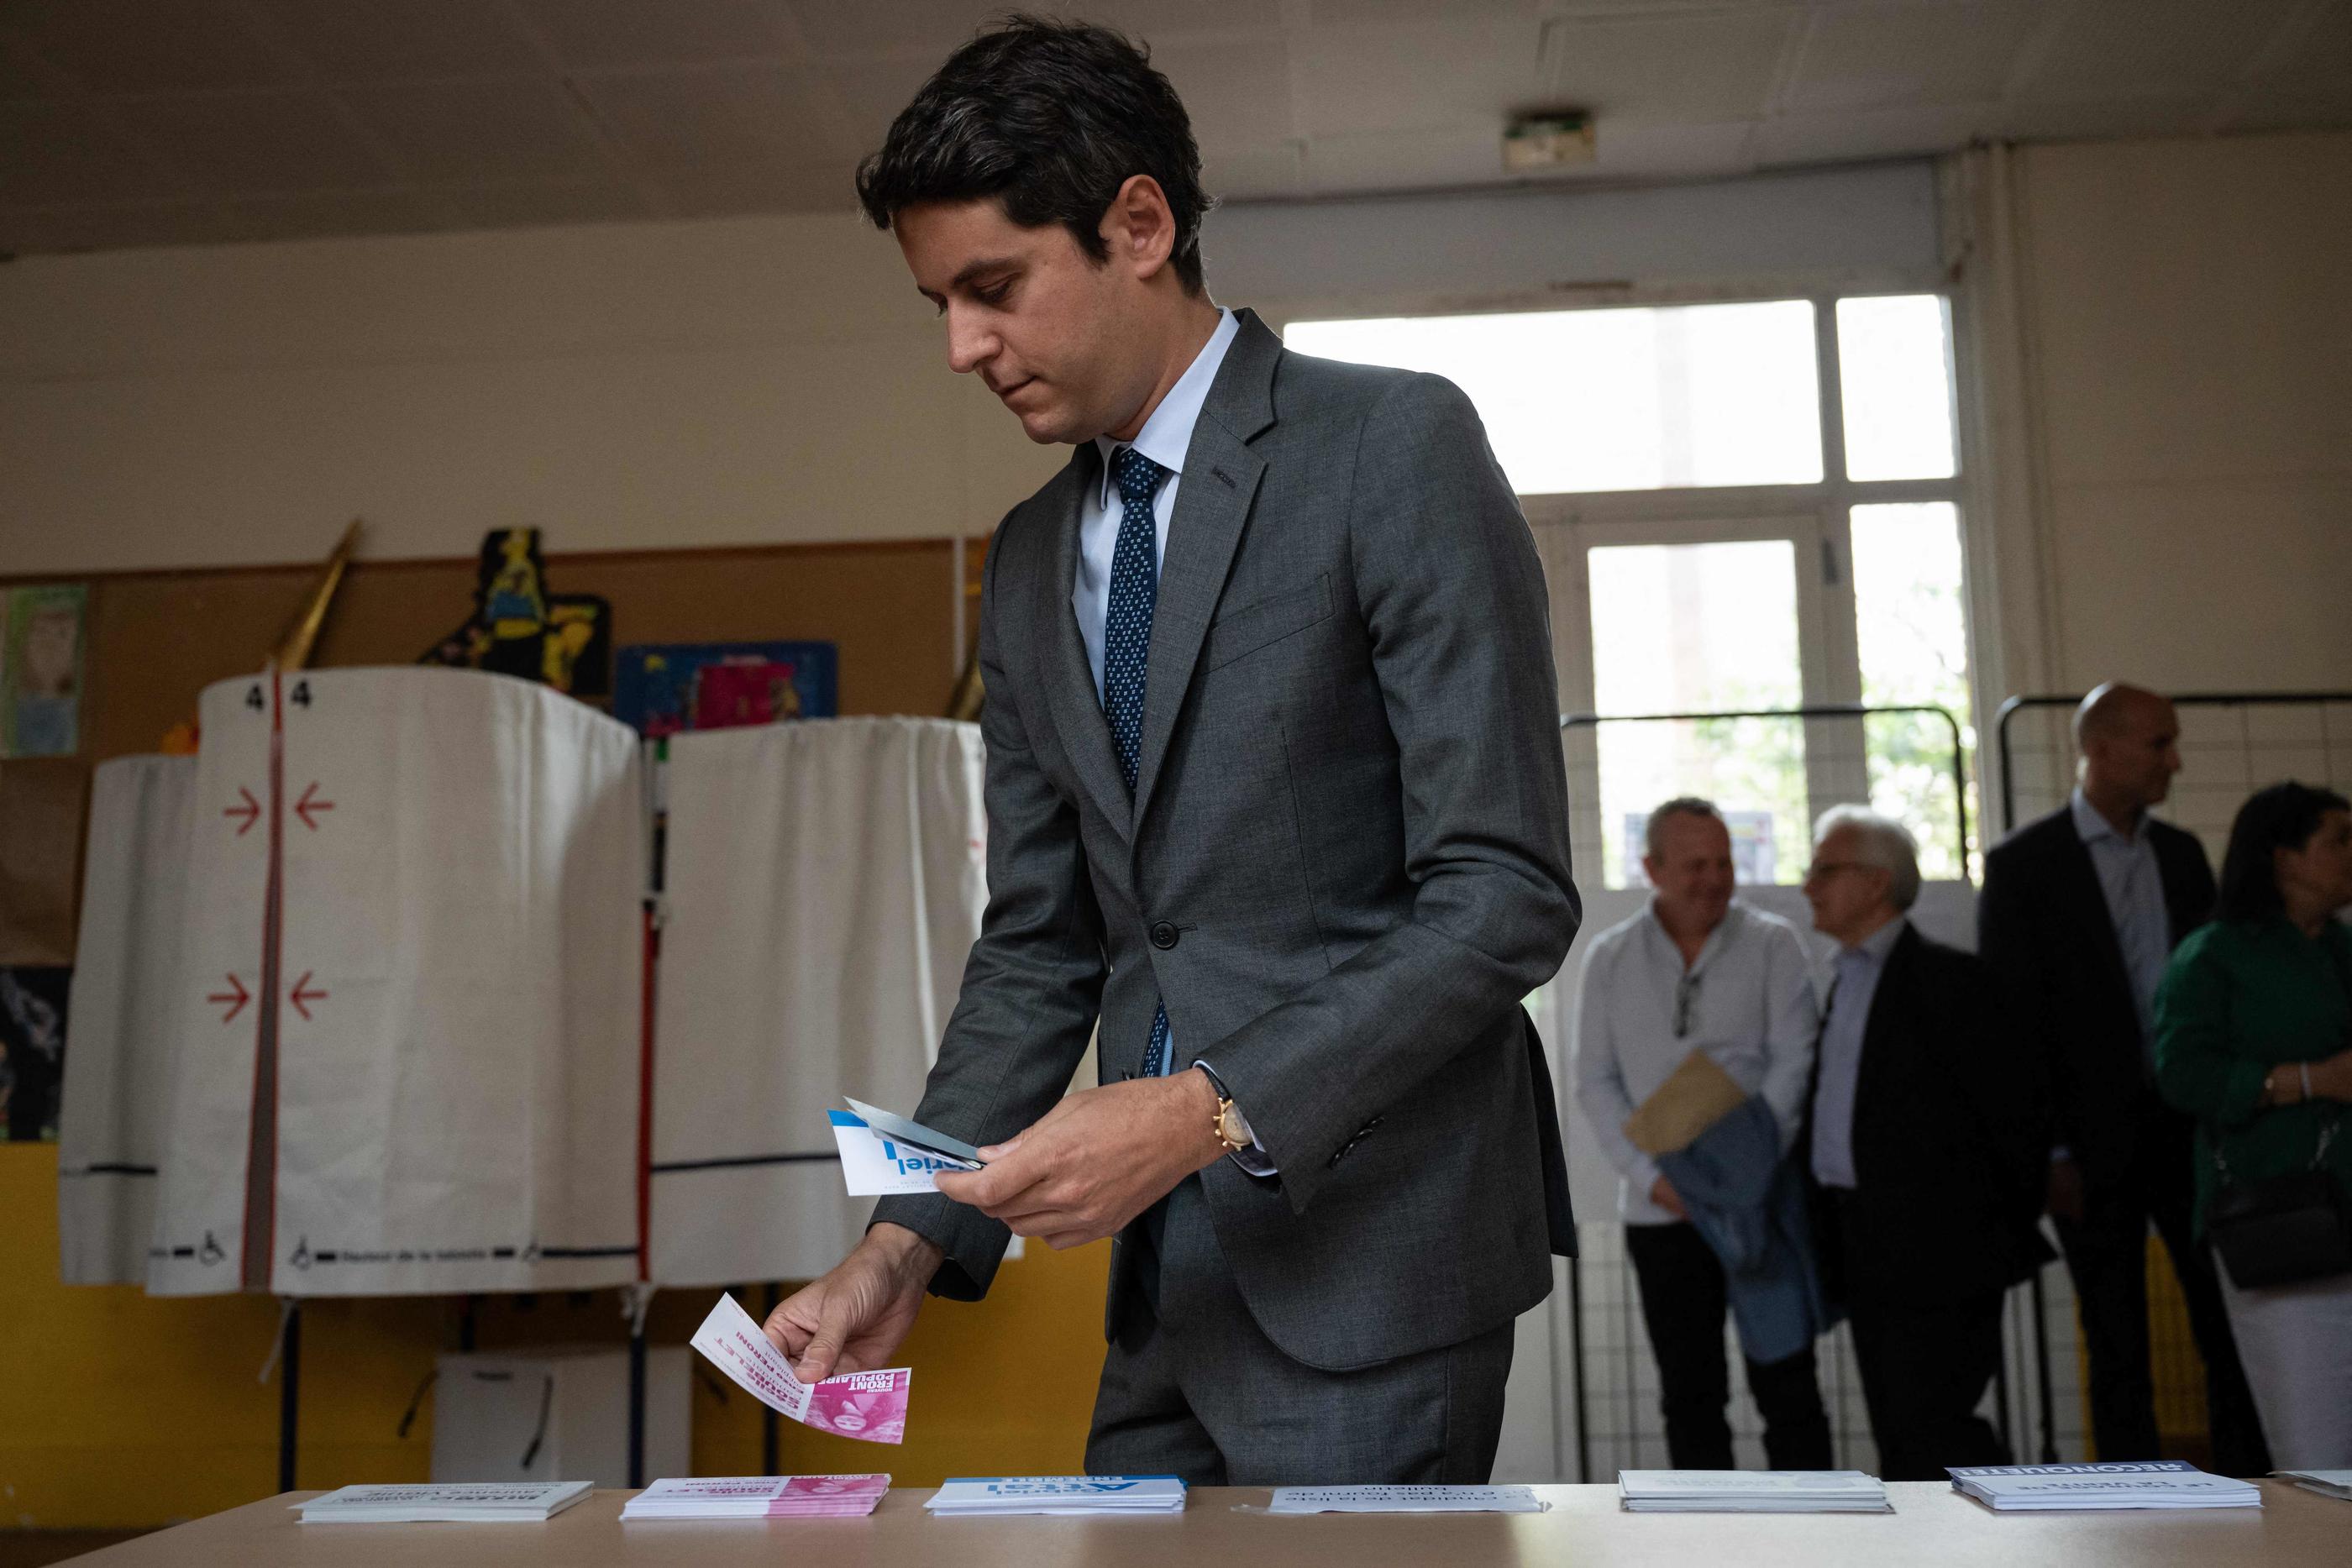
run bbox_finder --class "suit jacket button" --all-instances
[1149,921,1179,949]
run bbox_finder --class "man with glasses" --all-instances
[1574,798,1829,1469]
[1803,807,2051,1479]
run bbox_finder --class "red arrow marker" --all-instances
[224,787,261,836]
[289,972,328,1020]
[294,782,335,831]
[207,973,250,1024]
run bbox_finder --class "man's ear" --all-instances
[1103,174,1176,281]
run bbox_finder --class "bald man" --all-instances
[1979,684,2267,1474]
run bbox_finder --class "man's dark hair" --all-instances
[855,14,1213,295]
[2217,780,2351,922]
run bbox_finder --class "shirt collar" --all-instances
[2071,787,2140,848]
[1844,913,1908,966]
[1094,307,1239,508]
[1643,895,1741,966]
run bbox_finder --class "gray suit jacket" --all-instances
[872,309,1580,1371]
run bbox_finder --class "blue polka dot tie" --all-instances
[1105,445,1173,1078]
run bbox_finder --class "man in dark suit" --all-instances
[758,18,1579,1484]
[1977,683,2267,1473]
[1804,807,2051,1481]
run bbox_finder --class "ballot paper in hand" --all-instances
[2277,1469,2352,1502]
[843,1098,984,1165]
[1948,1460,2260,1512]
[927,1476,1187,1516]
[622,1475,890,1519]
[1618,1471,1892,1513]
[690,1293,911,1445]
[830,1109,979,1195]
[1269,1486,1541,1513]
[297,1481,592,1523]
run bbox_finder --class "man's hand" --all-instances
[1649,1174,1688,1219]
[933,1070,1226,1249]
[2045,1155,2085,1223]
[762,1222,942,1384]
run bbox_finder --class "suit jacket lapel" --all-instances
[1032,443,1133,840]
[1130,311,1278,827]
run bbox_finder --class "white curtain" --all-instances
[648,716,986,1287]
[57,754,197,1285]
[143,667,645,1297]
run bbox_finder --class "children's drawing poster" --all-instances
[1,585,87,758]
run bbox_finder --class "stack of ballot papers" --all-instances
[1949,1460,2261,1511]
[1618,1471,1892,1513]
[621,1475,890,1519]
[1270,1486,1541,1513]
[926,1476,1187,1516]
[690,1293,911,1445]
[2277,1470,2352,1502]
[297,1481,592,1523]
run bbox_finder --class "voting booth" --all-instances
[55,668,990,1481]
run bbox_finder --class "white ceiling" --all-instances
[2,0,2346,255]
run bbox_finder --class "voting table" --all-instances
[71,1481,2348,1565]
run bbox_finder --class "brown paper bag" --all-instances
[1623,1047,1747,1157]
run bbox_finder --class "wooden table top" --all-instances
[70,1480,2349,1566]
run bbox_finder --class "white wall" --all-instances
[0,164,1939,575]
[1983,129,2352,695]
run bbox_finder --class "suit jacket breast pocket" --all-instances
[1203,573,1334,673]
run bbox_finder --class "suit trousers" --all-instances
[2053,1101,2271,1475]
[1624,1221,1832,1470]
[1085,1173,1516,1486]
[1846,1290,2010,1481]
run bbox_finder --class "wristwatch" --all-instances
[1197,1064,1254,1155]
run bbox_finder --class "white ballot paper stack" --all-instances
[297,1481,592,1523]
[1949,1460,2260,1512]
[1270,1486,1541,1513]
[622,1475,891,1519]
[690,1293,911,1445]
[2277,1469,2352,1502]
[1619,1471,1892,1513]
[927,1477,1188,1517]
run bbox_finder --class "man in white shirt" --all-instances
[1575,798,1829,1468]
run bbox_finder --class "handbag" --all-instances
[2208,1112,2349,1290]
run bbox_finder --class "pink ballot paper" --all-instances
[622,1474,891,1519]
[690,1293,911,1445]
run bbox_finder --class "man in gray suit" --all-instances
[763,17,1580,1485]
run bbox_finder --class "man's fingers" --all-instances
[761,1298,816,1357]
[974,1133,1025,1161]
[795,1297,859,1382]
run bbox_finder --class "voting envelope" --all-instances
[1623,1047,1748,1156]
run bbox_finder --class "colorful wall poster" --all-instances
[1,585,87,758]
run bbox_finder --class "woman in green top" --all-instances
[2155,781,2352,1469]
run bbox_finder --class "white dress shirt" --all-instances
[1572,899,1821,1224]
[2071,787,2172,1062]
[1809,914,1908,1190]
[1074,307,1239,700]
[1071,308,1270,1173]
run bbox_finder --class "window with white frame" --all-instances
[1286,293,1972,889]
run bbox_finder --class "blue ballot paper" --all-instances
[842,1097,985,1170]
[927,1476,1188,1516]
[1948,1460,2260,1511]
